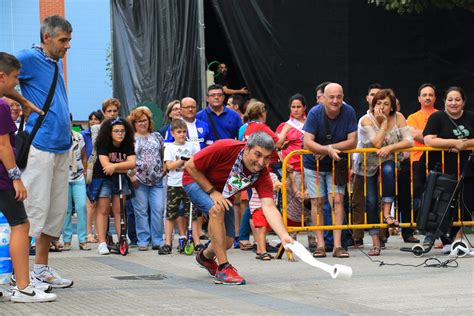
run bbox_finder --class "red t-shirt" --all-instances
[276,122,304,171]
[182,139,274,199]
[243,122,279,165]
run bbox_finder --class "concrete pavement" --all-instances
[1,233,473,315]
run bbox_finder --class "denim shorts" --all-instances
[98,177,132,198]
[303,168,346,198]
[184,182,235,237]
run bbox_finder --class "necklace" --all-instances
[445,110,463,120]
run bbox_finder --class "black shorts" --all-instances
[0,189,29,227]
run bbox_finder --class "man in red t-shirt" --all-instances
[183,131,293,285]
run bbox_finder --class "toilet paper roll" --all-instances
[285,241,352,280]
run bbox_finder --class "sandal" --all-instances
[256,252,273,261]
[138,246,148,251]
[79,242,91,251]
[384,216,399,227]
[313,247,326,258]
[333,247,349,258]
[158,244,172,255]
[368,246,381,256]
[239,240,254,251]
[63,242,72,251]
[49,240,64,252]
[87,234,98,243]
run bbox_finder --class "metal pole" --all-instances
[197,0,207,109]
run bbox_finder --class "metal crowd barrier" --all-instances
[280,147,474,234]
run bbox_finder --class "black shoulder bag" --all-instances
[15,62,59,169]
[205,109,220,141]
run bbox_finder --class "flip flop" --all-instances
[333,247,349,258]
[239,241,254,251]
[49,241,64,252]
[255,252,273,261]
[384,216,400,227]
[368,246,381,256]
[313,247,326,258]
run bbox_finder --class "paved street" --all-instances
[1,233,473,315]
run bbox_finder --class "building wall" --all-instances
[0,0,112,120]
[0,0,40,53]
[65,0,112,120]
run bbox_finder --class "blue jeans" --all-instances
[63,179,87,243]
[365,160,396,236]
[131,180,165,247]
[323,196,349,249]
[239,189,253,240]
[184,182,235,238]
[126,199,137,244]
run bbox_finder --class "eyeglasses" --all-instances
[171,108,181,112]
[208,93,224,98]
[135,119,148,124]
[112,129,126,134]
[181,106,196,110]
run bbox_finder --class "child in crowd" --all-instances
[160,119,199,255]
[249,172,281,261]
[88,118,136,255]
[62,113,90,251]
[0,52,56,302]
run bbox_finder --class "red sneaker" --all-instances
[196,249,218,276]
[214,265,246,285]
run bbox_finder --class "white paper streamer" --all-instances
[285,241,352,280]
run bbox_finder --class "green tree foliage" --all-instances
[368,0,474,14]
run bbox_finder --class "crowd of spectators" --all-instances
[1,14,473,298]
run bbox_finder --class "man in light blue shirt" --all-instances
[7,15,74,289]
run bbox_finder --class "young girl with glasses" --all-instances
[87,118,136,255]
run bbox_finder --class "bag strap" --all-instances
[24,62,59,139]
[205,108,220,140]
[444,111,465,139]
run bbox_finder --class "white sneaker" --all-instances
[31,266,73,289]
[10,273,53,293]
[10,284,57,303]
[441,244,451,254]
[98,242,110,255]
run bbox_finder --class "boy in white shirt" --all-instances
[160,120,199,254]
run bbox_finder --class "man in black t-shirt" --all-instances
[213,63,249,97]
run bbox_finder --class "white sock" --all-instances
[33,264,47,274]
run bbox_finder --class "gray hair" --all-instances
[40,15,73,43]
[246,131,275,151]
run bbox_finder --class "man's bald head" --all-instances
[181,97,197,122]
[181,97,196,106]
[324,83,343,96]
[322,83,344,116]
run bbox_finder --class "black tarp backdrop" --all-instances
[111,0,474,128]
[208,0,474,128]
[111,0,202,126]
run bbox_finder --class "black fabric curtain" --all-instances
[111,0,202,124]
[210,0,474,127]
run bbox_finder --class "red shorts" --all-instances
[251,208,272,231]
[240,190,249,201]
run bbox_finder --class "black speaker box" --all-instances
[416,171,458,236]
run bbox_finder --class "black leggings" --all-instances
[0,189,29,227]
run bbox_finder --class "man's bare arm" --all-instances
[5,90,44,118]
